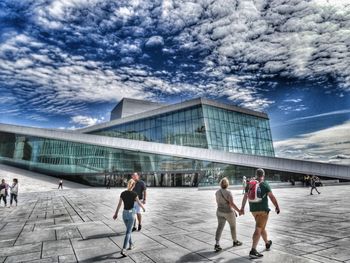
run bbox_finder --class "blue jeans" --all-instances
[122,209,135,249]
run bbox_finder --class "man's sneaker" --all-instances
[138,224,142,231]
[132,227,137,232]
[214,244,222,252]
[266,240,272,250]
[120,249,128,257]
[249,248,263,259]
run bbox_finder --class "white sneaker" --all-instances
[121,249,128,257]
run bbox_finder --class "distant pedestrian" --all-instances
[0,179,9,207]
[131,172,147,232]
[113,179,145,257]
[58,179,63,190]
[242,176,247,194]
[214,177,243,252]
[240,168,280,259]
[310,176,320,195]
[106,176,111,189]
[9,178,19,207]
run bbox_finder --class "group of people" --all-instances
[216,168,280,259]
[113,172,147,257]
[113,168,279,259]
[0,178,19,207]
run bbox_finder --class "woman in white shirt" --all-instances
[10,178,18,207]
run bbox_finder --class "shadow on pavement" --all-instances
[82,233,123,240]
[78,253,125,263]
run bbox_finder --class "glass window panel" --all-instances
[173,111,179,123]
[179,110,185,121]
[185,109,192,120]
[192,107,199,119]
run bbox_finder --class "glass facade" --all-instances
[89,103,274,157]
[91,105,207,149]
[203,105,274,156]
[0,131,290,187]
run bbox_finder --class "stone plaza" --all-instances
[0,165,350,263]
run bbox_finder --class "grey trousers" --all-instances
[215,210,237,242]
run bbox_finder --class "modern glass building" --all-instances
[0,98,349,186]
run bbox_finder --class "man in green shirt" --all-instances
[240,168,280,259]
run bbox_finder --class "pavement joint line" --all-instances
[68,238,78,263]
[159,233,213,261]
[60,196,77,224]
[12,199,39,246]
[139,232,168,250]
[140,251,157,263]
[40,241,44,259]
[62,196,85,223]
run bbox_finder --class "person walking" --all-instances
[0,179,9,207]
[131,172,147,232]
[214,177,243,252]
[58,179,63,190]
[240,168,280,259]
[310,176,321,195]
[10,178,18,207]
[113,179,145,257]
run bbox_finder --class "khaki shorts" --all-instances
[252,211,269,229]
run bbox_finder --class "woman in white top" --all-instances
[215,177,243,252]
[10,178,18,207]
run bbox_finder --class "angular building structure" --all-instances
[0,98,349,187]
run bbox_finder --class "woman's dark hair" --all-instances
[13,178,18,183]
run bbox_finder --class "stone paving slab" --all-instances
[1,183,350,262]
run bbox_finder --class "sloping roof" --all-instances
[1,123,349,180]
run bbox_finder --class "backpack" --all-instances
[247,180,264,203]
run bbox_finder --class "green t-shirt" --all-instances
[246,181,272,212]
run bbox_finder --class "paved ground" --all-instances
[1,167,350,262]
[0,164,87,192]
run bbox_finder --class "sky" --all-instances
[0,0,349,165]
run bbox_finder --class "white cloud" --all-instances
[70,115,105,127]
[274,121,350,165]
[284,99,302,103]
[288,109,350,122]
[1,0,350,122]
[145,36,164,49]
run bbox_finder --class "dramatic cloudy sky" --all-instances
[0,0,349,164]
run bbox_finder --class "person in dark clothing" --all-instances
[113,179,145,257]
[310,176,321,195]
[0,179,9,207]
[131,172,147,232]
[106,176,111,189]
[58,179,63,190]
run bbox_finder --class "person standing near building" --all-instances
[310,175,321,195]
[214,177,243,252]
[131,172,147,232]
[242,176,247,194]
[113,179,145,257]
[0,179,9,207]
[10,178,18,207]
[240,168,280,259]
[106,176,111,189]
[58,179,63,190]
